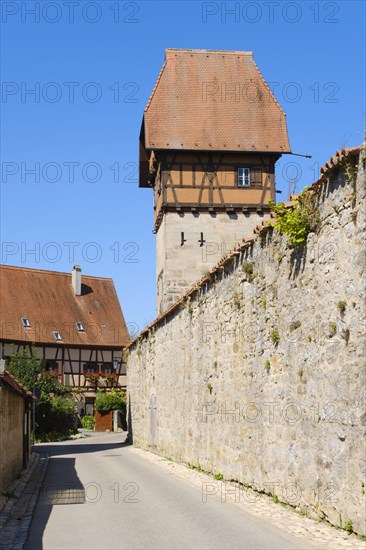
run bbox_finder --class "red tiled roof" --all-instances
[142,48,291,153]
[0,265,130,347]
[0,370,35,400]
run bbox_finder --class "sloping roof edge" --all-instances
[128,144,363,348]
[0,370,35,400]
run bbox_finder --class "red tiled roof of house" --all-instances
[0,265,130,347]
[0,370,35,399]
[142,48,291,153]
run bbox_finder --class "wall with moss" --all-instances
[127,153,366,535]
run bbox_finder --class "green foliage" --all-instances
[232,292,242,309]
[329,322,337,338]
[272,495,279,504]
[95,389,126,414]
[8,349,42,390]
[215,473,223,480]
[271,329,280,345]
[268,191,320,246]
[36,396,76,434]
[85,373,99,383]
[35,428,78,443]
[264,360,270,371]
[8,349,75,436]
[344,519,353,533]
[184,299,193,315]
[8,349,68,398]
[337,300,347,316]
[243,261,254,282]
[207,383,213,394]
[81,415,95,430]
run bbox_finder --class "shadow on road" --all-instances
[26,434,130,549]
[25,457,84,550]
[34,433,131,458]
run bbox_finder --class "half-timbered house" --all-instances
[139,49,291,313]
[0,264,130,416]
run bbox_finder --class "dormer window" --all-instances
[21,317,31,328]
[53,331,63,341]
[76,322,85,332]
[237,167,251,187]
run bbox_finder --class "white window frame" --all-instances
[53,331,63,341]
[76,322,85,332]
[21,317,31,328]
[237,167,251,187]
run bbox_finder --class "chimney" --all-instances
[72,265,82,296]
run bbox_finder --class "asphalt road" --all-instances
[25,433,318,550]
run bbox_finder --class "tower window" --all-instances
[21,317,31,328]
[237,168,251,187]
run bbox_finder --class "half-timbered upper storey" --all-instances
[139,49,291,231]
[0,265,130,398]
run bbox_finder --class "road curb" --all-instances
[0,453,38,530]
[12,453,49,550]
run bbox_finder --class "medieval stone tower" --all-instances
[139,49,291,314]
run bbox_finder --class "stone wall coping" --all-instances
[127,144,363,350]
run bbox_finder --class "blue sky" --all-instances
[1,0,364,333]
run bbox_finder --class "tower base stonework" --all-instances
[156,210,269,313]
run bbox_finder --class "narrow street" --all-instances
[24,433,322,550]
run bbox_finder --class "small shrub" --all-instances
[272,495,279,504]
[261,297,267,308]
[232,292,241,309]
[329,322,337,338]
[95,389,126,414]
[277,254,284,263]
[271,329,280,345]
[215,473,223,480]
[184,299,193,315]
[243,261,254,282]
[264,360,270,371]
[36,396,76,435]
[337,300,347,316]
[81,415,94,431]
[207,383,213,394]
[298,367,304,379]
[344,519,353,534]
[268,190,320,246]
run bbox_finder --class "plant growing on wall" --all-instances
[268,190,320,246]
[271,329,280,345]
[337,300,347,316]
[243,261,254,282]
